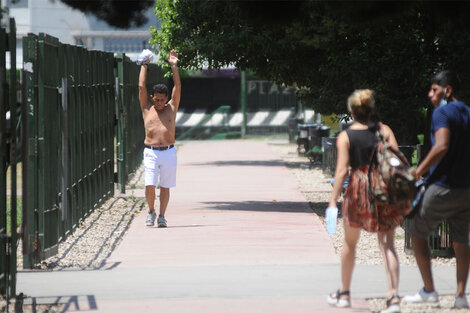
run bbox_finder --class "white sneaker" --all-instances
[146,211,156,226]
[403,288,439,303]
[454,296,469,309]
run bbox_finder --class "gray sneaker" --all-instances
[454,296,469,309]
[158,215,167,228]
[146,211,156,226]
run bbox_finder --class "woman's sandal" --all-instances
[380,294,401,313]
[327,289,351,308]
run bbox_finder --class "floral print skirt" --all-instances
[342,165,411,232]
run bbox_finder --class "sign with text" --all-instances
[246,80,297,110]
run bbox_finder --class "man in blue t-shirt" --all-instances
[404,71,470,309]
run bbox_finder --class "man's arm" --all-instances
[138,64,149,111]
[415,127,450,178]
[168,50,181,110]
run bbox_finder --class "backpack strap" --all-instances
[374,122,386,142]
[367,155,377,213]
[367,123,386,213]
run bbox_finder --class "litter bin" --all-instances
[288,117,303,143]
[297,123,315,154]
[307,124,321,151]
[322,137,337,175]
[319,126,331,152]
[403,218,454,257]
[308,125,331,151]
[319,126,331,139]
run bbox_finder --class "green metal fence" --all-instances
[22,33,116,268]
[0,18,17,300]
[115,54,165,192]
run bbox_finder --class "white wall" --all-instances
[7,0,90,67]
[6,0,156,68]
[28,0,90,44]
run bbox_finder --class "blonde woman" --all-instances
[326,89,410,313]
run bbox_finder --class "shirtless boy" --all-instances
[138,50,181,227]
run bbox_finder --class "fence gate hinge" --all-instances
[34,233,40,252]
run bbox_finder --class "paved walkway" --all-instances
[16,140,461,312]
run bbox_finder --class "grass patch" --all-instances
[411,149,418,167]
[417,134,424,145]
[6,196,22,234]
[5,162,22,234]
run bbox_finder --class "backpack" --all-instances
[368,127,416,209]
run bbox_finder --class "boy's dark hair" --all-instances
[431,70,461,95]
[152,84,168,96]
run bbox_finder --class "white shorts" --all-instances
[143,147,177,188]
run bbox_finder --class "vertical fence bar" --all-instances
[115,53,127,193]
[240,71,246,138]
[8,17,17,298]
[61,77,68,223]
[0,27,7,298]
[0,19,18,298]
[20,67,29,266]
[38,33,60,259]
[57,43,64,238]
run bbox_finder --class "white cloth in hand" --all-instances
[136,49,154,65]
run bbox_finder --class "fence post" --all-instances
[22,33,38,269]
[20,68,30,266]
[7,17,17,299]
[115,53,127,193]
[0,18,18,299]
[61,77,68,222]
[240,71,246,138]
[0,26,7,298]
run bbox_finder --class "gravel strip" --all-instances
[269,141,468,313]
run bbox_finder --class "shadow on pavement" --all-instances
[201,200,312,213]
[187,160,286,167]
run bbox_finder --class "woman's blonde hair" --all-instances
[347,89,375,123]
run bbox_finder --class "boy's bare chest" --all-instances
[144,106,174,129]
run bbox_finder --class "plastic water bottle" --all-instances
[325,207,338,233]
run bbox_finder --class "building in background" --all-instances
[2,0,312,137]
[3,0,156,68]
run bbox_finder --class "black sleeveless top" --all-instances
[345,126,378,169]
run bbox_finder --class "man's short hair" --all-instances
[152,84,168,96]
[431,70,461,95]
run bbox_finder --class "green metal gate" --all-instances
[22,33,115,268]
[115,54,165,192]
[0,18,17,300]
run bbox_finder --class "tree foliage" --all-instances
[151,0,470,144]
[59,0,154,28]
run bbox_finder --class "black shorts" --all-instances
[409,184,470,244]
